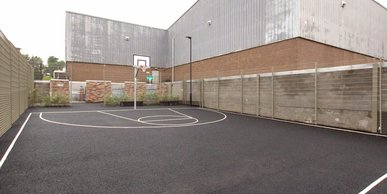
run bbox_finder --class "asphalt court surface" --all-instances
[0,104,386,193]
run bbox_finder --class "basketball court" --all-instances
[0,103,386,193]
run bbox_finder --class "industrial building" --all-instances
[65,0,386,82]
[64,0,387,133]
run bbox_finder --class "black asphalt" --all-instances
[0,104,386,193]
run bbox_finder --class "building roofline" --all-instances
[167,0,200,30]
[65,11,167,32]
[371,0,387,10]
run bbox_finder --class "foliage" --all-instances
[42,76,52,80]
[145,92,158,101]
[45,56,65,77]
[42,93,70,106]
[103,95,130,106]
[28,88,40,106]
[23,54,44,80]
[159,94,179,101]
[138,92,146,101]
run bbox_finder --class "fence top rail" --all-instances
[34,80,50,83]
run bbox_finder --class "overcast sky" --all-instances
[0,0,386,64]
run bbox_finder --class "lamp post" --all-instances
[186,36,192,106]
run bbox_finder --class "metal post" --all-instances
[257,74,260,116]
[315,62,318,124]
[186,36,192,106]
[134,68,137,110]
[171,38,175,97]
[70,62,73,102]
[103,64,106,106]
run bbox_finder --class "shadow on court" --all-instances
[0,104,386,193]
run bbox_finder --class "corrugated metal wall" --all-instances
[168,0,300,67]
[300,0,387,59]
[0,30,33,137]
[66,12,168,67]
[65,0,386,69]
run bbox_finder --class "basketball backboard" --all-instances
[133,55,151,72]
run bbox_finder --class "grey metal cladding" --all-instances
[66,12,168,67]
[167,0,300,67]
[299,0,387,59]
[66,0,387,69]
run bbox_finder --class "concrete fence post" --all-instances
[241,74,243,114]
[379,59,383,133]
[183,78,186,105]
[371,63,379,133]
[272,67,274,118]
[217,71,220,110]
[257,74,260,116]
[315,62,318,125]
[201,79,204,108]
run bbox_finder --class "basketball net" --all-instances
[139,65,148,73]
[134,65,148,79]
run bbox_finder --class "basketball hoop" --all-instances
[139,64,148,72]
[132,55,151,110]
[133,55,150,73]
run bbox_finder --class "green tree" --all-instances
[45,56,65,77]
[23,54,44,80]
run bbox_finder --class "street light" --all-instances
[186,36,192,106]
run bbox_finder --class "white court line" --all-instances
[39,108,227,129]
[168,108,194,119]
[31,107,201,114]
[138,114,199,126]
[143,117,194,123]
[97,111,140,123]
[0,113,32,169]
[359,173,387,194]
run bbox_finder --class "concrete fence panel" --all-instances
[242,76,258,115]
[274,73,316,123]
[317,68,373,132]
[219,78,242,113]
[203,80,218,109]
[259,76,273,117]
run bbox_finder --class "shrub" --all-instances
[103,95,131,106]
[42,93,70,106]
[138,92,146,101]
[159,94,179,101]
[146,92,158,101]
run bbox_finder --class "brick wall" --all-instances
[50,79,69,96]
[172,38,375,81]
[66,62,152,83]
[66,38,375,83]
[85,81,112,103]
[124,82,146,100]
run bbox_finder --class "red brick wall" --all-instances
[67,38,376,82]
[66,62,152,83]
[85,81,112,103]
[171,38,376,81]
[50,79,69,96]
[124,82,146,100]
